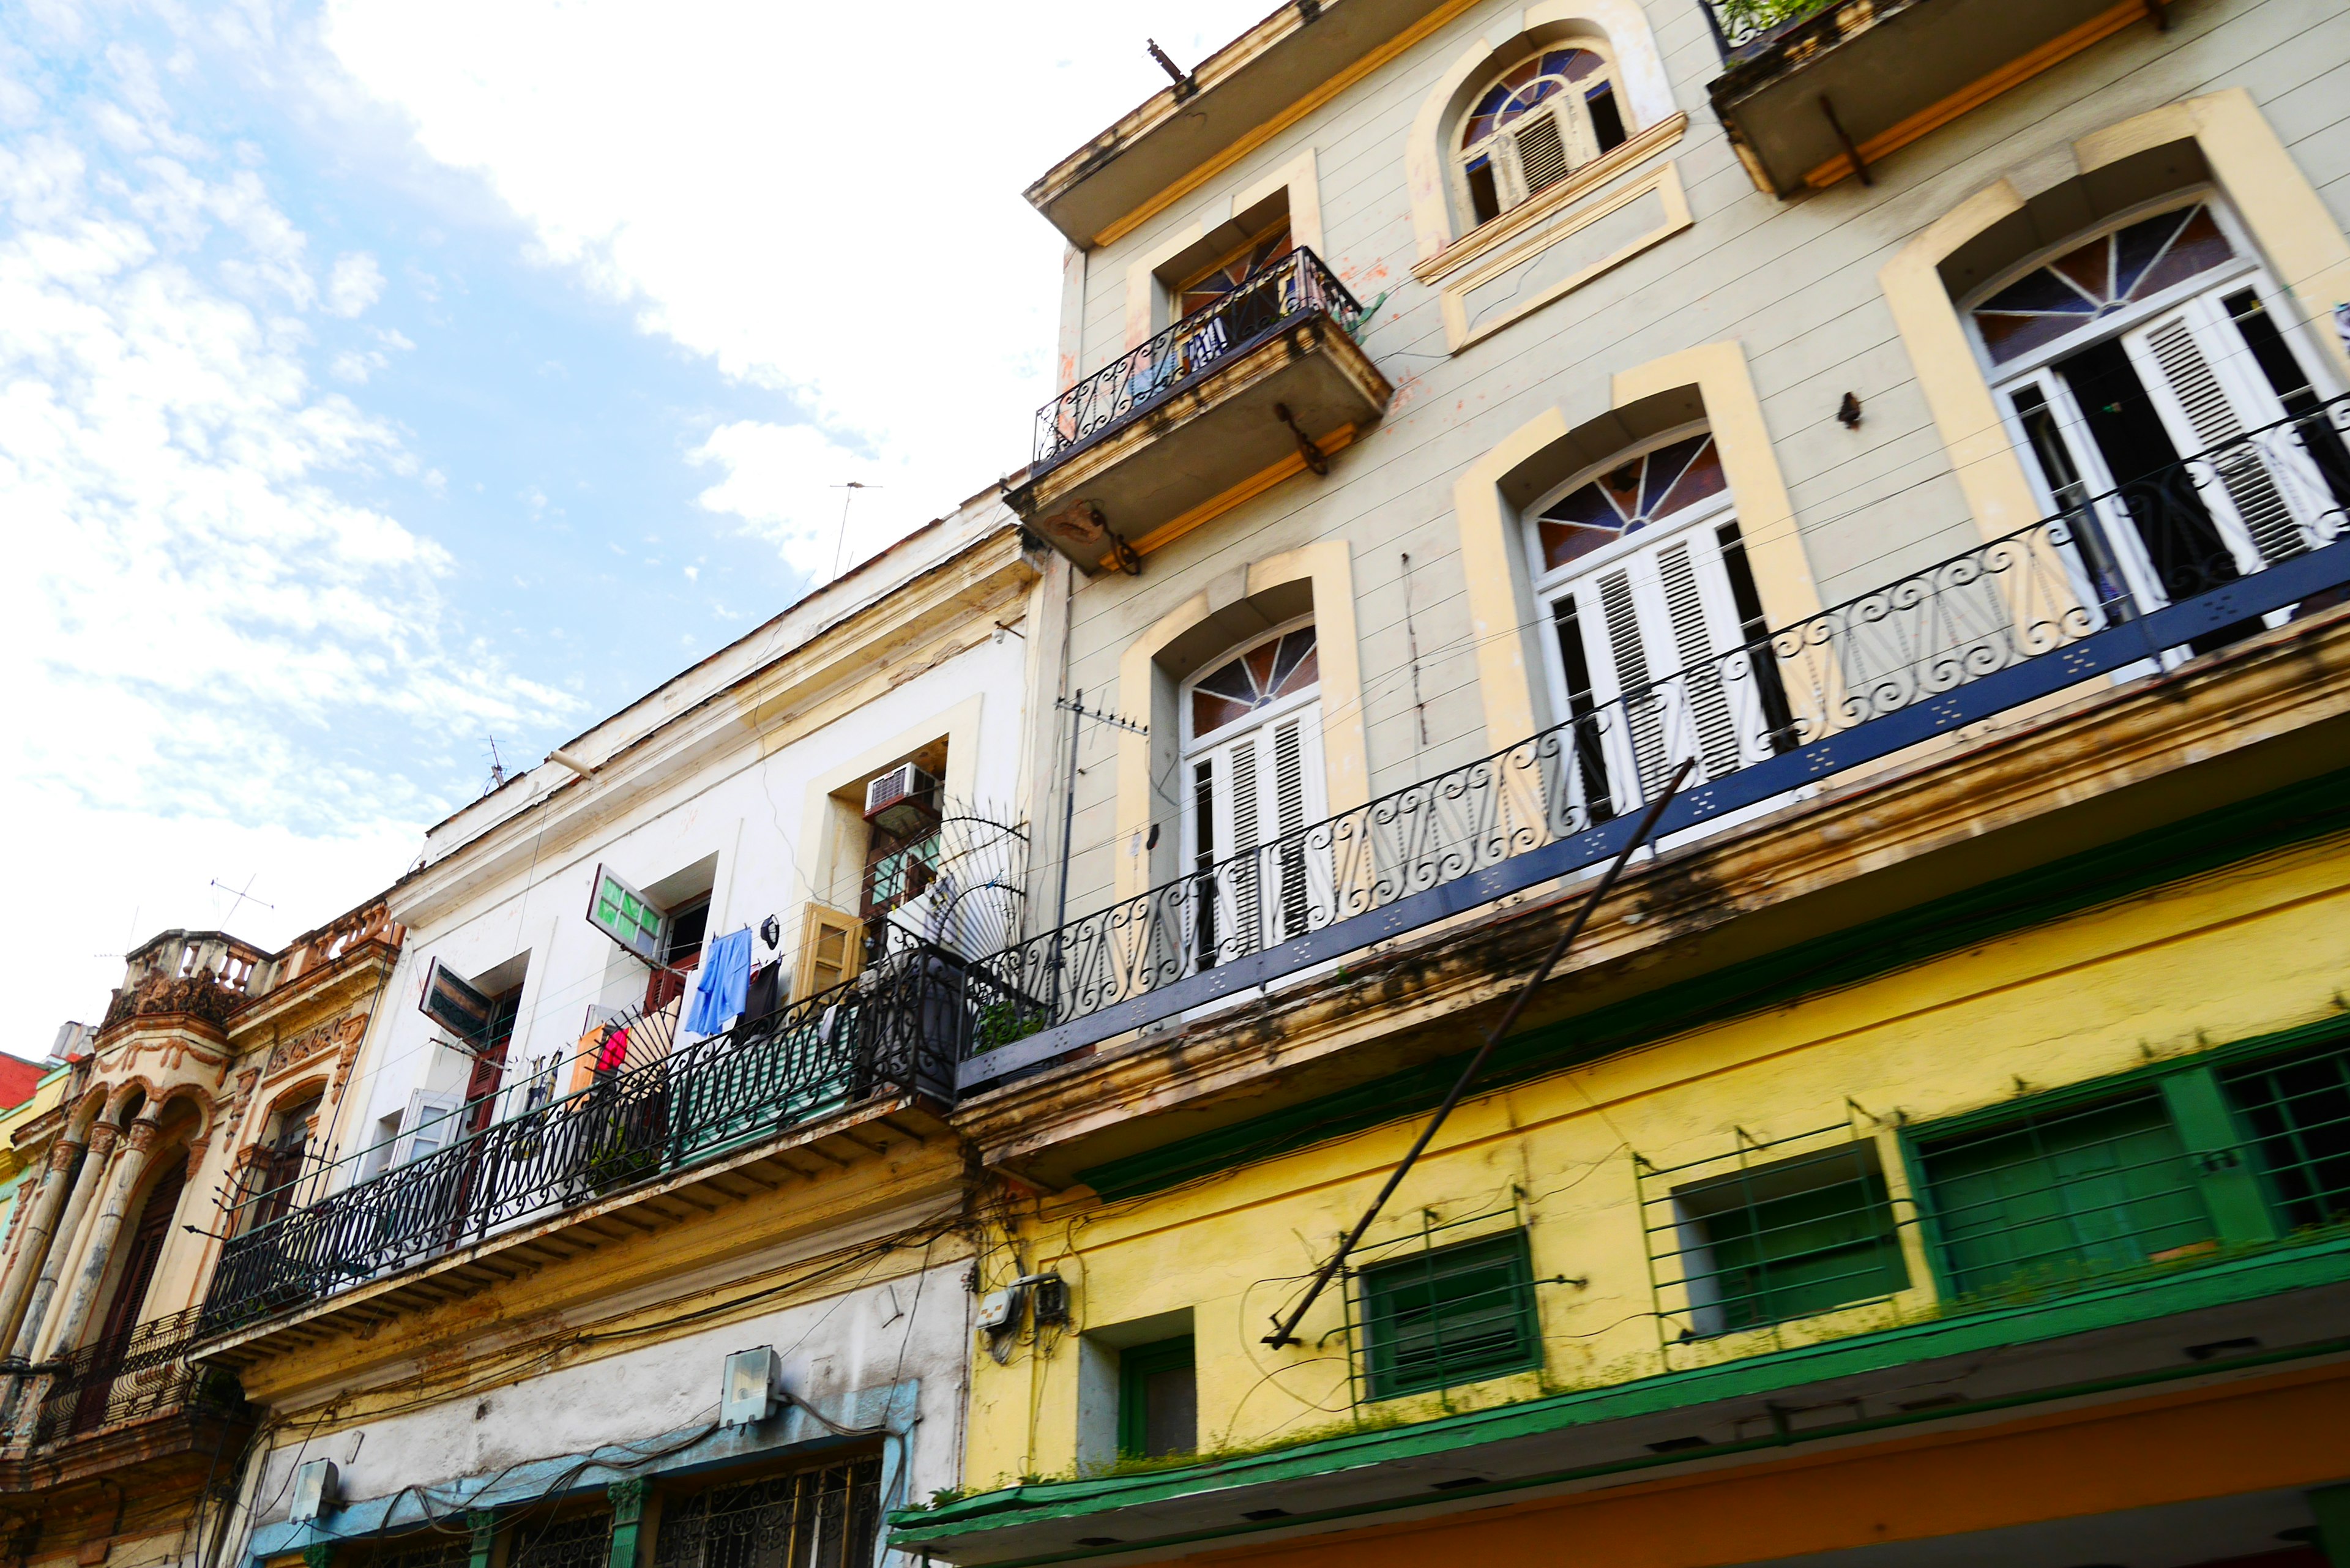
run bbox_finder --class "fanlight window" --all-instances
[1972,204,2236,366]
[1190,625,1319,739]
[1537,433,1727,572]
[1179,223,1295,319]
[1457,47,1630,227]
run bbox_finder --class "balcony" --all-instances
[1704,0,2161,197]
[193,943,1020,1344]
[1010,248,1391,571]
[960,397,2350,1096]
[0,1307,249,1492]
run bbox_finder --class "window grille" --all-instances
[1644,1137,1909,1340]
[1352,1227,1543,1400]
[1917,1092,2215,1302]
[654,1457,882,1568]
[2223,1039,2350,1232]
[509,1514,611,1568]
[359,1534,472,1568]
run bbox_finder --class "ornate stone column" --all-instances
[0,1120,116,1430]
[43,1116,162,1359]
[0,1128,92,1354]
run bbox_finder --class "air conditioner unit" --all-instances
[864,763,939,837]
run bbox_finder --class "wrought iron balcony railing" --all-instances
[198,943,1019,1338]
[961,397,2350,1091]
[1032,247,1361,471]
[1699,0,1833,55]
[28,1307,237,1446]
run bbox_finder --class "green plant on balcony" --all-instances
[975,1001,1045,1053]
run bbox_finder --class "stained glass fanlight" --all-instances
[1191,626,1319,737]
[1971,204,2236,365]
[1460,48,1606,150]
[1179,227,1296,319]
[1537,433,1728,572]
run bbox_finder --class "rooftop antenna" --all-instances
[1046,693,1149,996]
[483,734,509,795]
[208,876,275,922]
[830,482,882,580]
[1145,39,1195,97]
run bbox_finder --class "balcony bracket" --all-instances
[1275,402,1330,477]
[1818,95,1872,188]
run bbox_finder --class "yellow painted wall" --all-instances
[961,822,2350,1489]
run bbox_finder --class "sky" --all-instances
[2,0,1278,1049]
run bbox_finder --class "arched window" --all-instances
[1456,45,1630,228]
[1179,622,1328,965]
[1525,430,1788,813]
[1971,198,2350,630]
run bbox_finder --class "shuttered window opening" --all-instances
[1531,444,1780,820]
[654,1456,884,1568]
[1358,1231,1543,1399]
[1984,201,2346,644]
[1665,1141,1909,1337]
[1180,621,1330,973]
[1918,1094,2215,1302]
[1452,46,1634,226]
[2222,1039,2350,1233]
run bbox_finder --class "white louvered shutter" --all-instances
[1512,113,1571,199]
[1551,525,1759,807]
[2125,304,2303,566]
[1184,703,1330,960]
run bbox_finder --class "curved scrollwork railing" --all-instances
[964,397,2350,1088]
[198,945,1025,1337]
[31,1306,233,1446]
[1032,247,1361,471]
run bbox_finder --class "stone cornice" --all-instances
[395,528,1037,931]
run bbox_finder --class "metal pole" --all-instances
[1264,757,1695,1348]
[1048,691,1084,1002]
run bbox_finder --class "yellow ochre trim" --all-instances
[1099,424,1361,569]
[1091,0,1486,250]
[1803,0,2151,190]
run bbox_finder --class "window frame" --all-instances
[1452,42,1633,231]
[1178,614,1322,752]
[1116,1334,1198,1459]
[1356,1228,1543,1401]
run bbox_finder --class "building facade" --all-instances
[881,0,2350,1563]
[193,499,1050,1568]
[0,903,404,1568]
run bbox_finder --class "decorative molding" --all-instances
[1439,159,1690,351]
[1412,113,1685,287]
[264,1015,365,1080]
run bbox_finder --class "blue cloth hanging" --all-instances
[684,927,753,1035]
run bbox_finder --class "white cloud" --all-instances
[0,39,575,1039]
[319,0,1276,575]
[326,249,384,315]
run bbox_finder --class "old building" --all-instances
[878,0,2350,1563]
[0,902,403,1568]
[194,496,1049,1568]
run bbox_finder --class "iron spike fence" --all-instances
[961,396,2350,1092]
[30,1305,239,1445]
[198,943,1025,1338]
[1031,247,1362,471]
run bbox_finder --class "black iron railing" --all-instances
[1699,0,1840,57]
[963,397,2350,1091]
[1033,247,1360,471]
[30,1307,237,1444]
[198,944,1020,1337]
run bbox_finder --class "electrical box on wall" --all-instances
[289,1458,339,1522]
[720,1345,781,1427]
[976,1288,1020,1332]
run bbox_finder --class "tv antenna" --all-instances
[209,876,275,922]
[483,734,510,794]
[1046,693,1149,988]
[830,482,883,580]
